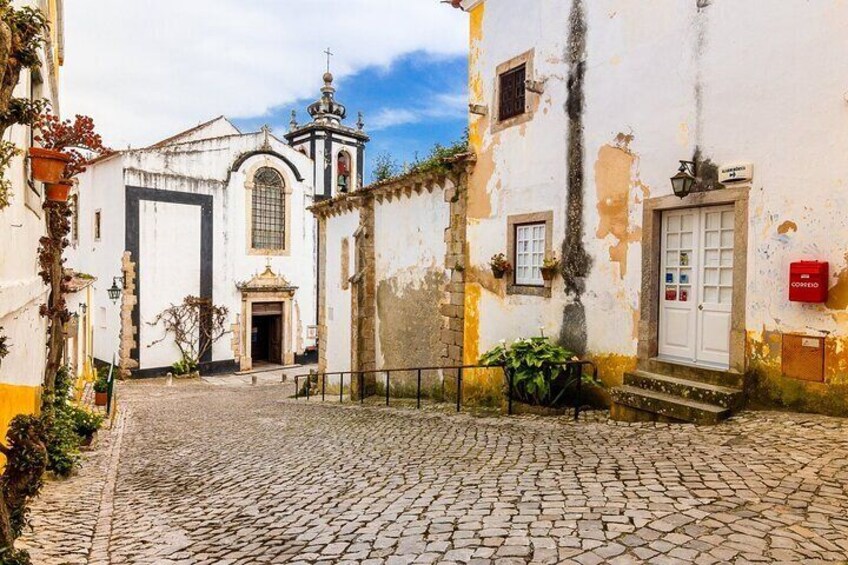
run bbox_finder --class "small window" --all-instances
[94,210,101,241]
[514,222,545,286]
[498,63,526,122]
[251,167,285,250]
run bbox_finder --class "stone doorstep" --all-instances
[610,385,730,426]
[644,358,744,388]
[624,371,743,410]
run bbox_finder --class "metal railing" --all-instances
[294,360,597,420]
[105,354,117,416]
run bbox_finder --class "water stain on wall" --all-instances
[826,253,848,310]
[377,270,448,369]
[594,142,645,278]
[560,0,590,355]
[777,220,797,235]
[463,283,482,365]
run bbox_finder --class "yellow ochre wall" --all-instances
[0,383,41,465]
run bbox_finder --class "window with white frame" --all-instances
[514,223,545,286]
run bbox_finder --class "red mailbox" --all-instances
[789,261,829,303]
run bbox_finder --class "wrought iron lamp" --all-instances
[107,276,123,303]
[670,160,697,198]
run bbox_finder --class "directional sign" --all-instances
[719,162,753,183]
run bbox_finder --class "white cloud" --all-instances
[369,92,467,130]
[59,0,467,147]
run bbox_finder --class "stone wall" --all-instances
[118,251,138,379]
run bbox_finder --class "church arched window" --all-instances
[337,150,352,193]
[251,167,285,250]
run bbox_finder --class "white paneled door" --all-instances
[658,206,734,368]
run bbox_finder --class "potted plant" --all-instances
[93,370,109,406]
[71,406,104,449]
[32,112,109,201]
[540,254,560,282]
[489,253,512,279]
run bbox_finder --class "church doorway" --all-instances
[251,302,283,365]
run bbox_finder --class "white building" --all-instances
[71,74,367,377]
[316,0,848,421]
[0,0,64,444]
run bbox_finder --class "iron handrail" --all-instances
[294,359,597,420]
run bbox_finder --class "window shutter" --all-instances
[499,64,526,122]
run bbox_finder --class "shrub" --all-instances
[171,356,197,376]
[70,407,103,438]
[93,370,109,393]
[479,337,602,406]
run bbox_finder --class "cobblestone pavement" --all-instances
[20,378,848,564]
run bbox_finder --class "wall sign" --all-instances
[719,162,754,183]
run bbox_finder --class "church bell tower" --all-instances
[286,67,369,200]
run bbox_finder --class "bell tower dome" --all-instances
[286,66,369,200]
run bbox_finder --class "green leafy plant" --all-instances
[0,140,18,209]
[371,151,399,183]
[93,368,109,393]
[40,366,80,477]
[70,407,104,439]
[171,356,198,376]
[479,337,602,406]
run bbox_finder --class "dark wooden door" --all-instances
[269,314,283,365]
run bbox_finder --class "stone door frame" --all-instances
[240,293,295,371]
[637,186,750,374]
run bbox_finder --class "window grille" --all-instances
[251,168,285,250]
[515,222,545,285]
[499,64,526,122]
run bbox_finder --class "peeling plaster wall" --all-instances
[467,0,848,402]
[72,131,317,372]
[323,209,360,373]
[373,187,451,369]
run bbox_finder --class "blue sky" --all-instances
[234,52,469,184]
[61,1,469,176]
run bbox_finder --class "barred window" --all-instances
[251,167,285,250]
[498,64,526,122]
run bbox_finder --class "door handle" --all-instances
[698,304,704,311]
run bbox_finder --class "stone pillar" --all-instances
[439,172,468,366]
[118,251,139,379]
[351,197,377,398]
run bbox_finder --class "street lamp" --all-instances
[670,160,697,198]
[78,302,87,315]
[107,277,123,303]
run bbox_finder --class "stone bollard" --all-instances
[251,374,258,386]
[166,372,173,387]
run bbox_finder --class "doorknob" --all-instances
[698,304,704,311]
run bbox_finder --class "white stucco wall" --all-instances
[323,210,359,373]
[466,0,848,380]
[0,22,61,391]
[373,187,451,369]
[68,155,126,364]
[139,201,201,368]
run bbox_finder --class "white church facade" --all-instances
[69,73,367,377]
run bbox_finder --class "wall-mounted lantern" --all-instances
[78,302,87,315]
[670,160,697,198]
[107,276,123,303]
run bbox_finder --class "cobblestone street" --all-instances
[19,378,848,564]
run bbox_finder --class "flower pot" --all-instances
[94,391,108,406]
[540,267,558,282]
[492,267,506,279]
[45,180,72,202]
[29,147,70,184]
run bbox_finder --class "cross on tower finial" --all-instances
[324,47,333,74]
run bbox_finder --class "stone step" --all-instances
[643,358,744,388]
[610,385,731,425]
[624,371,743,410]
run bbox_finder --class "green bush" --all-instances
[171,356,197,376]
[70,406,104,438]
[93,366,110,393]
[479,337,603,406]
